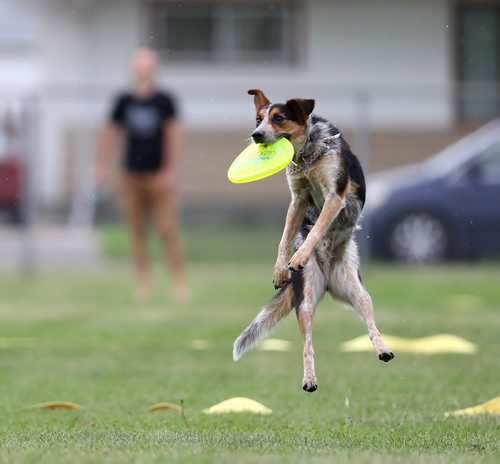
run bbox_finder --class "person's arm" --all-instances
[95,122,120,187]
[156,117,182,191]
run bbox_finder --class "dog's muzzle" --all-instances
[251,131,292,144]
[251,130,265,143]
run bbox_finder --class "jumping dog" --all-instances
[233,89,394,392]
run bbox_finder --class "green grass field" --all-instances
[0,224,498,463]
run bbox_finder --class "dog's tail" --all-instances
[233,282,295,361]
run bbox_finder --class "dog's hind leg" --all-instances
[328,239,394,362]
[296,254,327,392]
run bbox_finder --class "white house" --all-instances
[0,0,498,213]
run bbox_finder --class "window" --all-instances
[457,4,500,121]
[478,143,500,184]
[148,1,297,63]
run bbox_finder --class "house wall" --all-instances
[36,0,141,203]
[161,0,454,130]
[0,0,41,110]
[3,0,459,207]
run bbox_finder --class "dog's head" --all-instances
[248,89,314,151]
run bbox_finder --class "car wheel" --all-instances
[389,212,449,263]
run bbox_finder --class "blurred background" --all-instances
[0,0,499,270]
[0,3,499,460]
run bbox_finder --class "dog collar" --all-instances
[289,133,341,172]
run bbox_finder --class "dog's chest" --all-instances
[309,182,327,212]
[300,171,362,237]
[302,170,331,212]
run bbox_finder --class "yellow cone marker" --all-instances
[190,339,211,351]
[30,401,83,410]
[445,397,500,416]
[203,397,272,415]
[258,338,293,352]
[148,402,183,413]
[228,138,294,184]
[340,333,478,355]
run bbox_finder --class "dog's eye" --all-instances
[255,117,262,125]
[273,115,285,124]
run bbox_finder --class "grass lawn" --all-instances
[0,224,498,463]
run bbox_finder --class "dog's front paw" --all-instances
[273,263,289,289]
[288,249,310,271]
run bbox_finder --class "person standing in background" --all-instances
[96,48,188,301]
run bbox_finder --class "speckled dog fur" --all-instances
[233,89,394,392]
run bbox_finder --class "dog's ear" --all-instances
[248,89,271,112]
[286,98,315,123]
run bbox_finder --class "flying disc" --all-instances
[228,137,294,183]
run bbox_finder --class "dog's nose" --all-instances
[252,130,265,143]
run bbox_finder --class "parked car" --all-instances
[364,119,500,263]
[0,111,23,224]
[0,155,23,224]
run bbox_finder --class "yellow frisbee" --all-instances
[228,138,294,184]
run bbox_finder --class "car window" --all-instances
[478,143,500,184]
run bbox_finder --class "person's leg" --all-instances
[119,173,152,300]
[150,182,188,300]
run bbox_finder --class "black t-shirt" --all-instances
[110,91,177,172]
